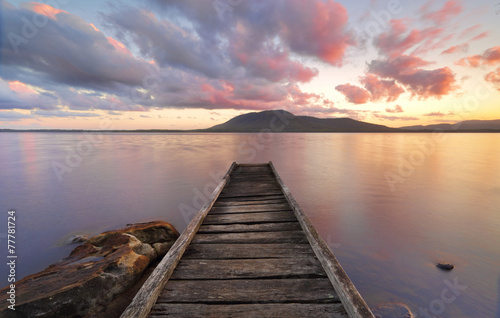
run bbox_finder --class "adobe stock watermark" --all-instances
[418,277,468,318]
[213,0,243,22]
[8,0,72,54]
[51,120,114,182]
[351,0,405,44]
[384,80,494,192]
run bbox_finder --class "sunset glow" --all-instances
[1,0,499,129]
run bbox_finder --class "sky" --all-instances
[0,0,499,130]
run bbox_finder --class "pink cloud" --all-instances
[385,105,404,113]
[373,113,418,121]
[360,74,405,102]
[375,19,446,58]
[423,112,447,117]
[281,0,353,66]
[485,67,500,90]
[8,81,38,95]
[422,0,462,24]
[107,37,133,56]
[471,31,489,41]
[369,55,457,99]
[335,84,371,104]
[441,44,469,55]
[459,24,481,39]
[23,2,67,20]
[456,46,500,67]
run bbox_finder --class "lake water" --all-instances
[0,132,499,317]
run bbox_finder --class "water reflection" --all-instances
[0,132,499,317]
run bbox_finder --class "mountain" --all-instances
[401,119,500,131]
[206,110,398,132]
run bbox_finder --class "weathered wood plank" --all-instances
[216,195,284,202]
[156,278,341,304]
[210,203,291,214]
[182,243,315,259]
[119,162,237,318]
[170,258,326,279]
[191,231,308,244]
[220,189,283,197]
[218,190,283,198]
[203,211,296,224]
[214,199,287,207]
[269,162,375,318]
[149,303,348,318]
[198,222,302,233]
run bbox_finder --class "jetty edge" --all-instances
[120,162,375,318]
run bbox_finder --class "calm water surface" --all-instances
[0,132,499,317]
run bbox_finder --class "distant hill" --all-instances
[401,119,500,131]
[206,110,398,132]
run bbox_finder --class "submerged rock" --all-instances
[0,221,178,318]
[67,234,89,244]
[372,302,413,318]
[436,262,455,270]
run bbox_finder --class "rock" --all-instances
[372,302,413,318]
[436,262,454,270]
[67,234,89,244]
[153,241,174,257]
[0,221,178,318]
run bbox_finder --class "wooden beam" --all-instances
[149,303,347,318]
[269,162,375,318]
[120,162,237,318]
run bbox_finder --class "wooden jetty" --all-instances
[121,162,375,318]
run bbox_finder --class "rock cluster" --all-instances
[0,221,178,318]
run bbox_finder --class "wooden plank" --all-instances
[170,258,326,279]
[198,222,302,233]
[214,199,287,207]
[203,211,296,224]
[216,195,284,202]
[210,203,291,214]
[120,162,237,318]
[269,162,375,318]
[220,189,283,196]
[149,303,348,318]
[156,278,341,304]
[182,243,315,259]
[191,231,308,244]
[218,190,283,198]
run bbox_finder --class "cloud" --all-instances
[32,110,101,118]
[374,19,448,58]
[423,112,447,117]
[485,67,500,90]
[1,2,151,92]
[441,44,469,55]
[385,105,404,113]
[22,2,68,20]
[368,55,457,99]
[360,74,405,102]
[373,113,418,121]
[470,31,489,42]
[421,0,462,24]
[0,79,58,110]
[0,111,33,121]
[456,46,500,67]
[279,0,353,66]
[335,84,371,104]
